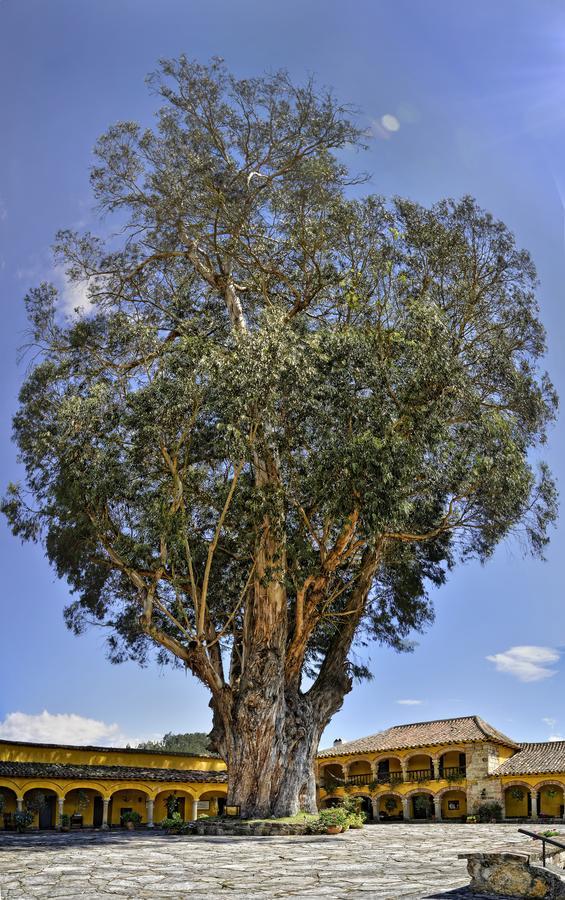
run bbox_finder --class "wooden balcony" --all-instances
[440,766,466,779]
[405,769,434,783]
[319,764,467,790]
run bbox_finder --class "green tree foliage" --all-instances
[137,731,213,755]
[3,58,557,814]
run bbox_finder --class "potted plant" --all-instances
[466,815,477,824]
[122,810,142,830]
[60,813,70,832]
[165,794,179,818]
[14,809,34,833]
[385,798,397,813]
[161,812,184,834]
[319,807,348,834]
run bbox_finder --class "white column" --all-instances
[530,790,538,820]
[402,797,410,820]
[146,799,154,828]
[191,800,199,821]
[102,798,110,830]
[16,798,23,812]
[57,797,64,828]
[371,798,380,822]
[434,796,442,821]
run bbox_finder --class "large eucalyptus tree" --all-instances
[4,58,557,817]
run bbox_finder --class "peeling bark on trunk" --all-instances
[212,686,340,818]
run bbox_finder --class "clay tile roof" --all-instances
[0,761,227,784]
[317,715,520,758]
[492,742,565,777]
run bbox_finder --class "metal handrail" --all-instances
[518,827,565,868]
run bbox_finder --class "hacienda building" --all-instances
[2,715,565,829]
[316,715,565,823]
[0,739,228,830]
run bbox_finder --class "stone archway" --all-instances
[62,787,105,828]
[503,782,531,819]
[377,792,404,821]
[197,789,228,819]
[405,789,435,820]
[23,787,59,830]
[437,788,467,820]
[108,787,150,828]
[154,788,196,823]
[535,782,565,819]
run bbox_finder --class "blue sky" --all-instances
[0,0,564,749]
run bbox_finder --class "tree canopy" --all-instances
[136,731,213,755]
[3,57,557,814]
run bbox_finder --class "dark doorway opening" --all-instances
[93,796,103,827]
[38,796,55,829]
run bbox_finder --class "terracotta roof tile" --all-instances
[0,761,227,784]
[492,742,565,777]
[317,715,520,758]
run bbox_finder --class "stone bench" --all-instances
[459,844,565,898]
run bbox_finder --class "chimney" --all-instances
[333,738,342,747]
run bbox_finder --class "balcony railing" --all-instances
[320,763,467,790]
[441,766,466,779]
[405,769,434,783]
[346,773,373,785]
[376,771,403,785]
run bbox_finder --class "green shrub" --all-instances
[318,807,349,829]
[161,812,184,831]
[475,802,502,823]
[14,810,34,832]
[121,810,142,825]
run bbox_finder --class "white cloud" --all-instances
[53,265,91,316]
[0,710,143,747]
[486,646,560,682]
[543,717,557,728]
[549,734,565,742]
[396,699,422,706]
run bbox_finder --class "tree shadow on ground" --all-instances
[424,889,516,899]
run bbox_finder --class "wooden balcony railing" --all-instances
[320,763,467,790]
[377,771,404,785]
[346,773,372,785]
[441,766,466,779]
[405,769,434,782]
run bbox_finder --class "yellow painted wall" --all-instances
[378,795,402,816]
[440,751,462,768]
[0,740,226,772]
[441,791,467,818]
[109,789,147,826]
[504,789,528,817]
[63,789,97,826]
[539,788,564,817]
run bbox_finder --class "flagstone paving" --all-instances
[1,822,563,899]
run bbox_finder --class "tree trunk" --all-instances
[221,693,319,818]
[211,676,349,818]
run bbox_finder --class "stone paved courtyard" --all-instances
[1,822,564,900]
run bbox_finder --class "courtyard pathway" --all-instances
[0,822,562,899]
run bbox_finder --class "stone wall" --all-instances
[465,742,504,814]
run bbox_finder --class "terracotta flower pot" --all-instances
[126,821,135,830]
[326,825,342,834]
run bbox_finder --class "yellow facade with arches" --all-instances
[0,738,227,830]
[316,716,565,824]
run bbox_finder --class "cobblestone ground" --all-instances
[1,822,563,900]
